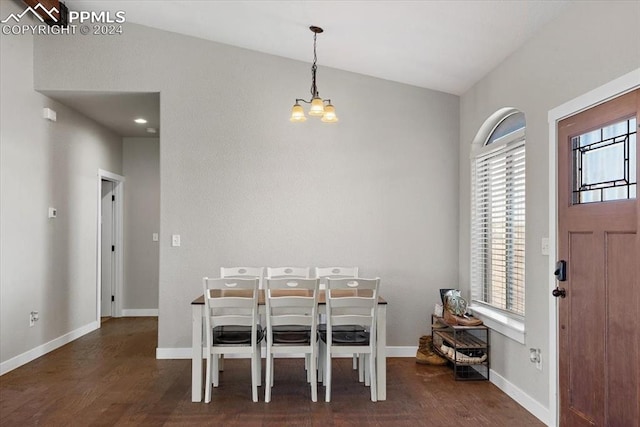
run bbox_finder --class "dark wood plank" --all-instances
[0,318,543,426]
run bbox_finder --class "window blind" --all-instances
[471,138,526,316]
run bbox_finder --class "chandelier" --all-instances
[290,26,338,123]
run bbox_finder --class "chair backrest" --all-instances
[326,277,380,330]
[202,277,260,344]
[315,267,359,289]
[265,278,319,330]
[220,267,264,289]
[266,267,311,279]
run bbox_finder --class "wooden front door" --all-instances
[557,88,639,426]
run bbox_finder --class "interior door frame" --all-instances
[101,179,115,317]
[97,169,125,321]
[547,68,639,426]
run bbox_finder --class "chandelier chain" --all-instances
[310,31,318,98]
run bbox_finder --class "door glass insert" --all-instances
[572,117,637,204]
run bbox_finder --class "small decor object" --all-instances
[443,290,482,326]
[439,288,455,305]
[290,26,338,123]
[443,289,467,316]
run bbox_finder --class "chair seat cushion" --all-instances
[318,324,369,345]
[213,325,264,345]
[271,325,312,344]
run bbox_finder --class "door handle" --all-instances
[554,260,567,282]
[553,260,567,298]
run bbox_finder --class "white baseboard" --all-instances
[121,309,158,317]
[0,321,100,376]
[155,346,418,360]
[156,347,192,359]
[386,346,416,357]
[490,369,550,425]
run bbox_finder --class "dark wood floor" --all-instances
[0,318,543,426]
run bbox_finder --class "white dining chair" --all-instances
[218,267,265,374]
[266,266,311,279]
[221,267,264,289]
[264,277,320,402]
[314,266,359,290]
[314,267,361,379]
[321,277,380,402]
[265,267,313,376]
[202,277,263,403]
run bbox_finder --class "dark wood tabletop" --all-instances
[191,290,387,305]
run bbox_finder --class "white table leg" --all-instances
[192,304,203,402]
[376,304,387,400]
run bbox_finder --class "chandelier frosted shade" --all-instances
[290,26,338,124]
[308,97,325,116]
[290,102,307,122]
[321,103,338,123]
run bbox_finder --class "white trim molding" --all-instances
[547,67,640,427]
[0,321,99,375]
[469,305,525,344]
[386,346,419,358]
[122,309,159,317]
[490,368,549,425]
[96,169,125,320]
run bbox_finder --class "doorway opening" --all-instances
[97,169,125,323]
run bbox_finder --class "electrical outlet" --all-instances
[536,352,543,371]
[152,233,159,242]
[529,348,542,371]
[171,234,181,247]
[29,311,39,327]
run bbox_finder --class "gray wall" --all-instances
[123,137,160,311]
[32,22,460,350]
[458,0,640,410]
[0,0,123,364]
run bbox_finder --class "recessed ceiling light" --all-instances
[134,118,147,124]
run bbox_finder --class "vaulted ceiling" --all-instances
[42,1,572,137]
[64,0,571,95]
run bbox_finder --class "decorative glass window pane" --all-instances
[572,117,637,204]
[486,112,526,145]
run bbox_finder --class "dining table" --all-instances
[191,290,388,402]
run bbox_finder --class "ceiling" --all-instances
[47,0,572,137]
[41,91,160,138]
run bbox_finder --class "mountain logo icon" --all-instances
[1,3,59,24]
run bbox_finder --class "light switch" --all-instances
[541,237,549,256]
[152,233,159,242]
[171,234,181,247]
[48,207,57,218]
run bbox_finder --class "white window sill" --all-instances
[469,305,525,344]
